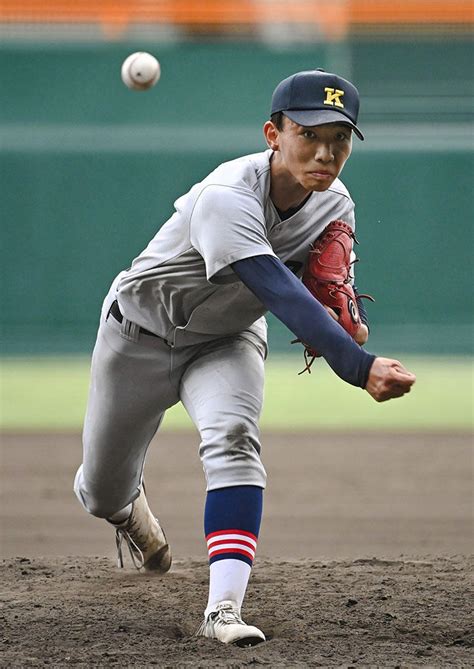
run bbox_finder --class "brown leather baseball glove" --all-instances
[295,219,374,373]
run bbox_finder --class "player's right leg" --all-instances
[74,291,179,572]
[180,331,267,645]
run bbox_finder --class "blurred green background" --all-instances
[1,355,472,431]
[0,11,473,430]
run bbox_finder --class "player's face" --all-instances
[267,118,353,194]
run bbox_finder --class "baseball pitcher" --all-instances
[74,69,416,647]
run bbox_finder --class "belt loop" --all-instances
[120,317,140,342]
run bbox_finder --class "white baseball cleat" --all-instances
[196,600,266,647]
[110,487,171,573]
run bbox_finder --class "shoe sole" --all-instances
[233,635,266,648]
[144,544,172,573]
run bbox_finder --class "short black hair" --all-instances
[270,111,286,130]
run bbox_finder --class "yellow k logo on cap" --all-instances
[324,87,345,108]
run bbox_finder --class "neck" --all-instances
[269,153,310,212]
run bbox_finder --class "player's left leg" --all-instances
[74,289,179,572]
[180,332,267,646]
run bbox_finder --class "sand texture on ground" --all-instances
[1,431,472,666]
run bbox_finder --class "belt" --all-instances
[108,300,159,338]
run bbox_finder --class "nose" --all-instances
[314,143,334,163]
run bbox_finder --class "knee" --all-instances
[226,421,262,460]
[200,421,266,489]
[201,420,260,458]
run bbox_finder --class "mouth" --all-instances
[309,171,333,179]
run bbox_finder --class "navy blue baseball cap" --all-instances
[271,69,364,140]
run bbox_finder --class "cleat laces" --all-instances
[108,485,171,573]
[115,528,145,570]
[196,604,245,636]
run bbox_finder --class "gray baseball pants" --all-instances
[74,290,267,519]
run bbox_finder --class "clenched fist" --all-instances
[365,357,416,402]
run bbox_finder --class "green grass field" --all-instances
[0,355,472,432]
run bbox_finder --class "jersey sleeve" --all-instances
[190,185,276,281]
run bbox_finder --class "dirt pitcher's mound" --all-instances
[2,556,473,667]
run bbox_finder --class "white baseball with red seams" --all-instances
[121,52,161,91]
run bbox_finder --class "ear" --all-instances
[263,121,280,151]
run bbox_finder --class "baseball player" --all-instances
[74,69,416,647]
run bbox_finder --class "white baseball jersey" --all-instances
[117,149,355,347]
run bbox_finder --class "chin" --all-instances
[301,176,336,192]
[308,181,334,193]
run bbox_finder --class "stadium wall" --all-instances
[1,38,473,354]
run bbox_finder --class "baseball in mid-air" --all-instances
[121,52,161,91]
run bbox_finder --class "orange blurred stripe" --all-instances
[349,0,474,23]
[0,0,472,25]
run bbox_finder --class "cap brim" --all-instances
[283,109,364,140]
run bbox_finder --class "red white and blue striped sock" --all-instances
[207,528,258,565]
[204,485,263,616]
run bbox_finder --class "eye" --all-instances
[336,131,350,141]
[302,130,316,139]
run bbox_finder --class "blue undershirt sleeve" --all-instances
[231,255,375,388]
